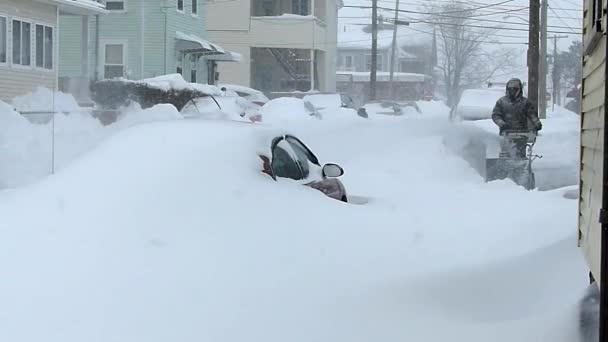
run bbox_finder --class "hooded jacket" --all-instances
[491,78,542,132]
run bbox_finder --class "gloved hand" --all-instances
[535,121,543,131]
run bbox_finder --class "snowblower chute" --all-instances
[485,130,541,190]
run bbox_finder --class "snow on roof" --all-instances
[337,71,429,82]
[44,0,108,15]
[251,14,317,20]
[176,31,225,53]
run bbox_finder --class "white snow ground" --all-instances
[0,91,589,341]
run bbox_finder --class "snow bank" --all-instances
[0,98,183,189]
[0,115,588,342]
[12,87,82,113]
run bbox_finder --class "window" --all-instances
[0,16,6,64]
[35,24,53,69]
[104,44,125,79]
[12,20,31,66]
[344,55,353,69]
[271,141,303,180]
[105,1,125,11]
[177,0,184,12]
[190,69,197,82]
[192,0,198,15]
[292,0,309,15]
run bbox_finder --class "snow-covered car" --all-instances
[219,84,270,106]
[180,95,262,122]
[259,97,322,123]
[302,93,368,118]
[259,134,348,202]
[451,88,504,121]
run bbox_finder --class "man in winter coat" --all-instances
[492,78,543,134]
[491,78,543,157]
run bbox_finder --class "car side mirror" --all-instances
[322,163,344,178]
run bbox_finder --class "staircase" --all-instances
[267,48,310,81]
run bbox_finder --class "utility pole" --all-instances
[370,0,378,101]
[527,0,540,113]
[551,35,568,111]
[538,0,548,119]
[388,0,400,100]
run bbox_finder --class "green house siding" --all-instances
[59,0,207,81]
[58,16,83,78]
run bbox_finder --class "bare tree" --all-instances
[424,2,518,107]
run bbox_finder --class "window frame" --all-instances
[0,15,7,66]
[34,23,55,71]
[343,55,353,69]
[105,0,127,13]
[177,0,185,13]
[11,17,33,69]
[191,0,199,16]
[101,40,128,79]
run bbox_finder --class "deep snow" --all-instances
[0,92,589,341]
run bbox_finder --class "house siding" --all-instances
[59,0,207,81]
[337,49,389,72]
[579,0,605,282]
[58,16,82,77]
[0,0,57,102]
[207,0,338,91]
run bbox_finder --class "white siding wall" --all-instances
[207,0,338,91]
[579,0,606,282]
[0,0,57,102]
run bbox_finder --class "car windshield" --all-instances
[271,139,303,180]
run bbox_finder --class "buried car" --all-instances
[181,95,263,122]
[259,134,348,202]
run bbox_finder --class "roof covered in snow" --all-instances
[38,0,108,15]
[337,71,430,82]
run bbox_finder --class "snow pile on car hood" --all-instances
[259,97,318,126]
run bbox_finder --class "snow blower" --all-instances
[485,130,542,190]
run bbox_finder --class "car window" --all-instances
[287,140,311,178]
[271,140,303,180]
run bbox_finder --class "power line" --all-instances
[342,1,583,20]
[342,6,581,35]
[358,0,582,12]
[548,3,580,34]
[340,10,576,30]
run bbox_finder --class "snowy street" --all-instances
[0,98,589,341]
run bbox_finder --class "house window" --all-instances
[365,55,382,71]
[104,44,125,79]
[105,1,125,11]
[177,0,184,12]
[192,0,198,15]
[0,16,6,64]
[191,69,197,82]
[35,24,53,69]
[344,55,353,69]
[292,0,309,15]
[177,66,183,75]
[12,20,31,66]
